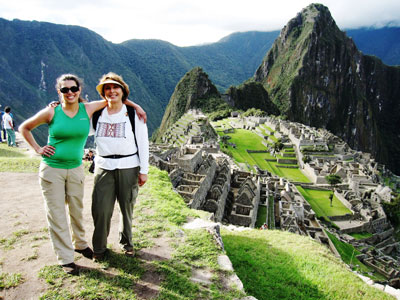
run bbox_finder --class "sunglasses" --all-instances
[60,86,79,94]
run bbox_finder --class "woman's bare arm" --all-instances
[84,100,107,118]
[18,107,55,157]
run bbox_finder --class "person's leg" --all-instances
[6,129,12,146]
[92,168,117,256]
[116,167,139,252]
[9,129,16,146]
[65,165,89,251]
[39,163,75,265]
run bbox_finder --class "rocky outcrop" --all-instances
[224,81,279,115]
[254,3,400,174]
[155,67,223,141]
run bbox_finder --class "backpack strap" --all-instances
[92,108,104,131]
[126,105,139,155]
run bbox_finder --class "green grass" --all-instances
[325,231,386,282]
[0,272,24,290]
[217,128,270,172]
[255,205,267,228]
[0,143,28,157]
[296,187,352,219]
[0,143,41,172]
[217,128,268,166]
[349,232,373,240]
[267,196,276,229]
[39,252,144,299]
[216,128,312,182]
[0,157,41,172]
[221,229,394,300]
[262,159,311,182]
[0,229,30,250]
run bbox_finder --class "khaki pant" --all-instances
[39,163,89,265]
[91,167,139,255]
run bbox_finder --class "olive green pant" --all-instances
[91,167,139,255]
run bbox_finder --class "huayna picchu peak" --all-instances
[254,3,400,174]
[155,67,227,141]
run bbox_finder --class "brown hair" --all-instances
[55,74,85,103]
[98,72,130,102]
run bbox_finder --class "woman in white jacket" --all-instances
[91,72,149,260]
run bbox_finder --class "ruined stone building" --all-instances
[227,171,260,228]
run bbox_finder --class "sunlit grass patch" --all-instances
[0,157,41,172]
[296,187,351,218]
[222,228,394,300]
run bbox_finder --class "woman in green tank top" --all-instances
[18,74,146,275]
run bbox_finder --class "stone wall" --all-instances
[334,191,354,211]
[189,160,217,209]
[173,147,203,173]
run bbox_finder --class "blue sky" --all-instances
[0,0,399,46]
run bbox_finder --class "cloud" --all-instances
[0,0,399,46]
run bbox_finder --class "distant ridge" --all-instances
[0,12,399,154]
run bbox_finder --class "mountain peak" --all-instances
[254,3,346,113]
[280,3,336,42]
[254,3,400,174]
[154,67,221,141]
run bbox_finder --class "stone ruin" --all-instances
[151,111,400,286]
[150,144,261,227]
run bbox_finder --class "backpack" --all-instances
[92,105,139,154]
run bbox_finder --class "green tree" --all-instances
[326,174,342,189]
[302,155,311,163]
[221,135,231,145]
[273,139,284,153]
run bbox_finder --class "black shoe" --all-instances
[75,247,93,259]
[62,262,80,275]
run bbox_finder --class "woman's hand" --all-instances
[37,145,55,157]
[48,101,60,108]
[138,173,148,186]
[135,105,147,123]
[125,100,147,123]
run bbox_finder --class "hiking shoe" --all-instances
[75,247,93,259]
[62,262,80,275]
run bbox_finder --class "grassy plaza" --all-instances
[296,186,352,218]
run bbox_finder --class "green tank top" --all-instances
[43,103,90,169]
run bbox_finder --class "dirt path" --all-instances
[0,172,106,299]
